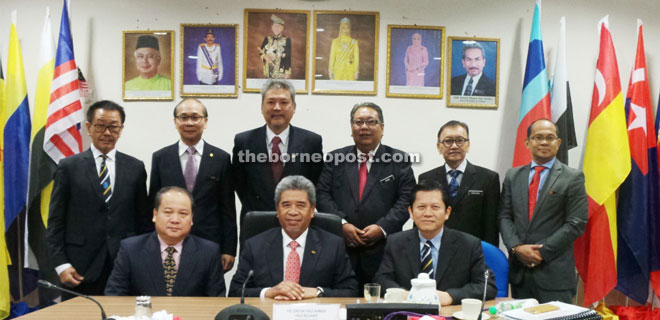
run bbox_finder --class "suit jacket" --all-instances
[450,74,496,96]
[232,125,323,222]
[149,141,237,255]
[498,160,587,290]
[228,226,358,297]
[104,232,225,296]
[316,144,416,282]
[418,161,500,246]
[47,148,150,283]
[374,228,497,304]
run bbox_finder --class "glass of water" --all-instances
[363,283,381,303]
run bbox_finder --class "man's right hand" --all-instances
[265,281,304,300]
[342,223,366,248]
[513,244,543,267]
[59,266,84,287]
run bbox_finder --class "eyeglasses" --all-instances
[529,135,558,143]
[352,119,381,127]
[92,124,123,134]
[176,115,205,123]
[440,137,469,147]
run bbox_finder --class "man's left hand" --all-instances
[221,254,235,272]
[359,224,384,246]
[437,290,453,306]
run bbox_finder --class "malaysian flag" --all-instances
[44,0,83,164]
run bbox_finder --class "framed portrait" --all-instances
[123,30,174,101]
[243,9,310,93]
[180,24,238,98]
[312,11,379,95]
[386,25,445,99]
[447,37,500,108]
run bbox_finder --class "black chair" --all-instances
[240,211,343,248]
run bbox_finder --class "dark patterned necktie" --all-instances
[271,136,283,183]
[99,155,112,203]
[464,77,474,95]
[163,247,177,296]
[448,170,461,198]
[420,240,434,278]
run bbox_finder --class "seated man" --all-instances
[374,180,496,305]
[229,175,358,299]
[105,186,225,296]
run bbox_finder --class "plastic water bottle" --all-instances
[488,299,539,316]
[135,295,153,319]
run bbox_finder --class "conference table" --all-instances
[17,297,501,319]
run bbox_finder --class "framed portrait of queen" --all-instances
[243,9,310,93]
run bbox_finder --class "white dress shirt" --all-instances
[266,125,290,166]
[444,159,468,186]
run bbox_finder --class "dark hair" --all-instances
[350,102,384,124]
[437,120,470,140]
[154,186,195,213]
[526,118,559,138]
[173,98,208,118]
[409,180,449,208]
[86,100,126,124]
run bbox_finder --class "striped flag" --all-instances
[44,0,83,164]
[0,52,11,320]
[550,17,577,164]
[512,0,551,167]
[574,16,631,306]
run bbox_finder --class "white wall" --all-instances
[1,0,658,286]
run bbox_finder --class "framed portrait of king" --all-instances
[180,24,238,98]
[312,11,379,95]
[243,9,310,93]
[386,25,445,99]
[447,37,500,108]
[123,30,174,101]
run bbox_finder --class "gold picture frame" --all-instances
[122,30,175,101]
[386,25,445,99]
[243,9,310,93]
[312,10,379,95]
[180,24,238,98]
[447,36,500,109]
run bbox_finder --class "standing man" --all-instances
[47,100,149,296]
[125,35,172,91]
[418,120,500,246]
[499,119,587,303]
[232,79,323,223]
[105,186,226,297]
[316,102,416,286]
[150,98,236,272]
[450,42,495,96]
[259,14,291,79]
[196,29,223,85]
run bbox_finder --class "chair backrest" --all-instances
[240,211,343,247]
[481,241,509,297]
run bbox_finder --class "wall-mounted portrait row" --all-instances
[121,9,500,108]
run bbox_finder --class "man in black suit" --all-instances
[229,175,357,299]
[450,42,495,96]
[232,79,323,224]
[105,186,225,296]
[418,120,500,246]
[149,98,237,271]
[316,102,416,286]
[374,180,496,305]
[499,119,587,303]
[47,100,149,296]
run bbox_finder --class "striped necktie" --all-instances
[420,240,434,278]
[99,155,112,203]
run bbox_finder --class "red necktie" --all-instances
[528,166,545,221]
[284,240,300,283]
[358,155,369,200]
[271,136,283,183]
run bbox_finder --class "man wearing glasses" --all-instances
[47,100,150,297]
[499,118,587,303]
[317,102,415,287]
[149,98,237,272]
[418,120,500,246]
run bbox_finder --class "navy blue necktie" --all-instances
[448,170,461,198]
[420,240,434,278]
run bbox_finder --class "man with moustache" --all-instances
[450,41,495,96]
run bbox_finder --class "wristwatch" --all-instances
[316,287,325,297]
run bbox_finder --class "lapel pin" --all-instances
[311,250,317,255]
[548,190,555,195]
[210,153,214,158]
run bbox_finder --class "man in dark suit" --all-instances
[499,119,587,303]
[418,120,500,246]
[450,42,495,96]
[149,98,237,271]
[105,186,225,296]
[229,175,357,299]
[316,102,416,286]
[47,100,149,296]
[375,180,496,305]
[232,79,323,224]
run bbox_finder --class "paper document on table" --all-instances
[502,301,601,320]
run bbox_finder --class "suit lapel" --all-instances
[193,143,212,192]
[435,229,458,282]
[531,161,562,222]
[253,126,276,192]
[405,231,421,280]
[145,233,167,295]
[266,230,284,284]
[346,147,360,204]
[174,236,197,295]
[360,145,384,202]
[282,126,300,176]
[83,149,105,201]
[111,152,124,204]
[299,228,321,284]
[167,143,187,187]
[514,166,531,229]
